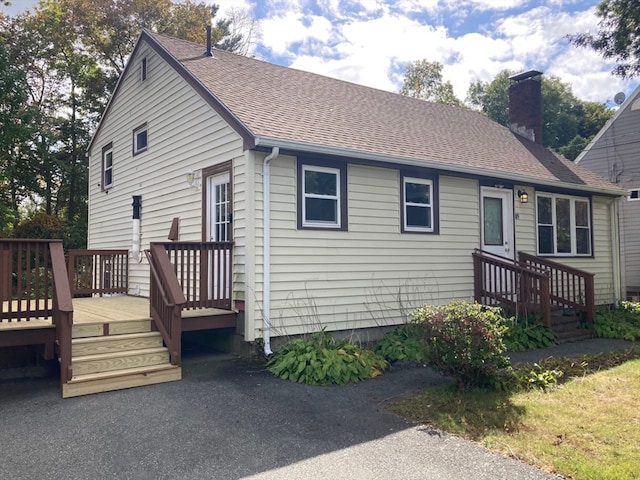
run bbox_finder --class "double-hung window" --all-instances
[298,160,347,230]
[536,193,591,256]
[102,143,113,190]
[403,177,434,232]
[133,124,148,155]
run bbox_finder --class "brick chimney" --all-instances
[508,70,542,144]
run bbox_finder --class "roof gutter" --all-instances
[254,136,627,197]
[262,146,280,356]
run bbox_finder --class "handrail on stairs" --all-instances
[472,249,596,327]
[145,244,186,367]
[518,252,595,325]
[472,249,552,327]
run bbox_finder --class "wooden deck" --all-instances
[1,295,235,332]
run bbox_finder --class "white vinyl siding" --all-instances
[87,41,244,297]
[516,189,615,305]
[249,158,478,338]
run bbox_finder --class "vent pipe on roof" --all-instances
[205,25,213,57]
[508,70,543,144]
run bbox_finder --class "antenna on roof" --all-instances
[204,25,213,57]
[614,92,626,105]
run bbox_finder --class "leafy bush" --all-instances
[410,300,510,390]
[503,317,557,351]
[267,329,388,385]
[594,301,640,341]
[12,214,65,241]
[374,324,424,363]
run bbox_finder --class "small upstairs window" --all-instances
[133,124,148,155]
[102,143,113,190]
[629,189,640,201]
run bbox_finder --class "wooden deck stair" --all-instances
[550,309,594,344]
[62,317,181,398]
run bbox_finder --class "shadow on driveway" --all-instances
[0,342,564,480]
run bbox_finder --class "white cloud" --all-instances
[238,0,639,103]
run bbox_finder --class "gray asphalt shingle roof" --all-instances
[145,31,622,194]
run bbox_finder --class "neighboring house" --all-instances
[87,30,625,353]
[576,85,640,298]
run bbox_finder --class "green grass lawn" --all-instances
[388,355,640,480]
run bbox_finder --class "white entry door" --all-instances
[480,187,515,260]
[207,173,231,302]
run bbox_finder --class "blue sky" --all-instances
[3,0,639,105]
[217,0,639,106]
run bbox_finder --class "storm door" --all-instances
[480,187,515,296]
[206,172,231,303]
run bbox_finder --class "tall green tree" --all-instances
[466,71,614,160]
[0,23,41,232]
[569,0,640,78]
[400,60,462,107]
[0,0,255,246]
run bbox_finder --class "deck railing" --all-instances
[145,244,186,366]
[472,249,552,327]
[518,252,595,324]
[154,241,233,311]
[67,249,128,297]
[0,239,73,383]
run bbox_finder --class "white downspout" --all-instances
[262,146,280,356]
[610,198,622,305]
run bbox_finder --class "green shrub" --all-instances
[267,329,388,385]
[503,317,557,351]
[374,324,424,363]
[410,300,510,390]
[594,301,640,341]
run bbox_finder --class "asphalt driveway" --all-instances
[6,339,628,479]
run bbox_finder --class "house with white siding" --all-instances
[576,85,640,298]
[87,30,626,354]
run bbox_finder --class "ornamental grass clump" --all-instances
[410,300,510,390]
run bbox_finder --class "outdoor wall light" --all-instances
[517,190,529,204]
[185,169,201,189]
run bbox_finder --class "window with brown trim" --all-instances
[102,142,113,190]
[297,159,347,230]
[202,161,233,242]
[401,172,439,234]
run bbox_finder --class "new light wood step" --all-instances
[72,347,170,376]
[62,364,182,398]
[72,332,163,357]
[73,319,152,339]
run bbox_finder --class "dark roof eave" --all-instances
[254,136,627,197]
